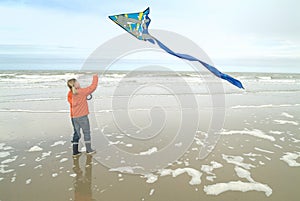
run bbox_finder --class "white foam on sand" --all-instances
[184,161,189,166]
[291,137,300,143]
[220,129,275,142]
[42,151,51,158]
[274,120,298,126]
[203,181,272,196]
[28,146,43,152]
[1,155,18,164]
[59,158,68,163]
[149,189,155,196]
[281,112,294,118]
[269,130,283,135]
[0,164,15,174]
[34,164,42,169]
[201,161,223,182]
[274,144,283,149]
[243,152,261,157]
[109,166,144,174]
[249,158,256,162]
[11,176,16,182]
[280,152,300,167]
[50,141,66,147]
[158,167,202,185]
[234,166,254,182]
[25,179,31,185]
[125,144,133,147]
[201,161,223,178]
[52,173,58,178]
[254,147,274,154]
[142,173,158,184]
[175,142,183,147]
[222,154,255,169]
[0,164,14,174]
[1,145,13,151]
[206,175,216,182]
[194,137,204,146]
[0,143,5,150]
[35,151,51,162]
[0,151,10,158]
[108,141,121,146]
[138,147,158,156]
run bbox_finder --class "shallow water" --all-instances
[0,71,299,201]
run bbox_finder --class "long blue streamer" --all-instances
[150,37,244,89]
[109,7,244,89]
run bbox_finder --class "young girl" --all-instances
[67,74,98,156]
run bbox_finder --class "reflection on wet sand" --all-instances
[73,155,95,201]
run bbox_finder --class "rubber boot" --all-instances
[72,143,82,157]
[85,143,96,155]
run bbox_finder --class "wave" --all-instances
[231,104,300,109]
[0,109,69,113]
[0,107,216,114]
[0,97,62,103]
[0,73,80,84]
[1,72,300,94]
[258,79,297,83]
[256,76,272,80]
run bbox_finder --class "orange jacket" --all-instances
[68,75,98,118]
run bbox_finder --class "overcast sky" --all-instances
[0,0,299,72]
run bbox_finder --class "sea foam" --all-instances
[204,181,272,196]
[220,129,275,142]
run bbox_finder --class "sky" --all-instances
[0,0,299,72]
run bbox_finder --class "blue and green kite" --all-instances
[109,7,244,89]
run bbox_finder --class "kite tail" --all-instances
[149,37,244,89]
[198,60,244,89]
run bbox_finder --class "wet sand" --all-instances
[0,71,300,201]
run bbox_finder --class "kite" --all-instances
[108,7,244,89]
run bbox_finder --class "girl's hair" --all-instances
[67,78,78,95]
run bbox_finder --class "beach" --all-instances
[0,71,300,201]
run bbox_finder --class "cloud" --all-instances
[0,4,113,48]
[0,0,299,71]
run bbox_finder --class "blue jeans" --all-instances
[71,115,91,144]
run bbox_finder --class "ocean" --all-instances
[0,70,299,201]
[1,70,299,107]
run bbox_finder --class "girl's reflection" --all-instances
[72,155,95,201]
